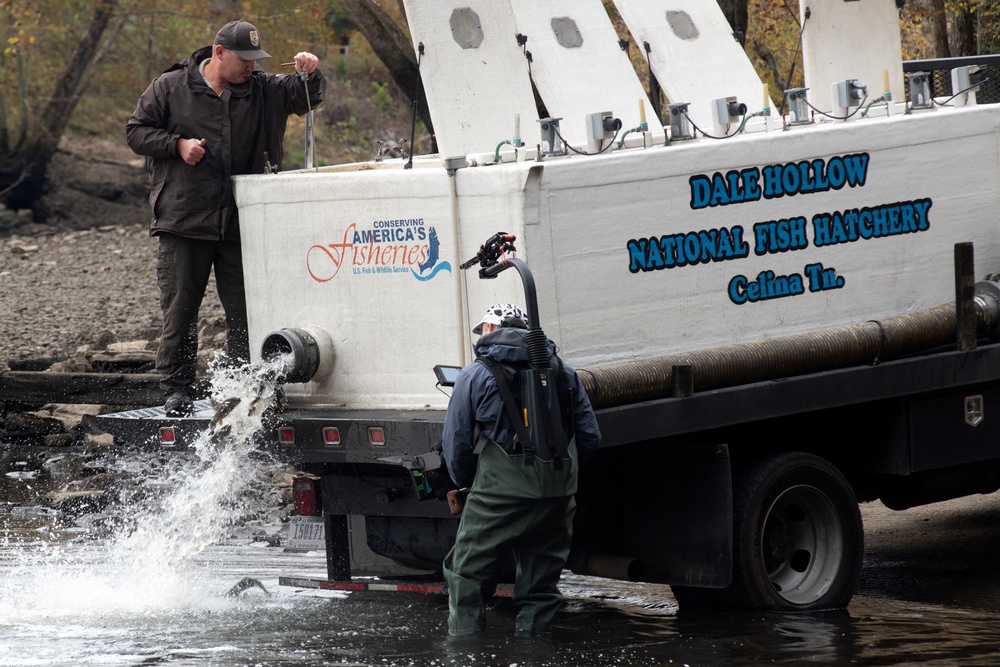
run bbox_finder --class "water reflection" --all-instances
[3,520,1000,666]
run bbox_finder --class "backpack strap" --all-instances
[551,354,575,440]
[540,357,569,470]
[476,358,536,465]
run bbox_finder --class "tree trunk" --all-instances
[930,0,951,58]
[340,0,433,149]
[0,0,119,214]
[953,6,978,56]
[0,146,53,213]
[732,0,748,42]
[716,0,749,41]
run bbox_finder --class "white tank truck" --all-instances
[98,0,1000,611]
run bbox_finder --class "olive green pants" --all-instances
[443,441,577,636]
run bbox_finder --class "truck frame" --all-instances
[97,0,1000,611]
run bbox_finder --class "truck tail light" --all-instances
[292,476,321,516]
[159,426,176,446]
[323,426,341,446]
[278,426,296,445]
[368,427,385,446]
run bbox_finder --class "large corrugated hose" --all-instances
[578,295,998,411]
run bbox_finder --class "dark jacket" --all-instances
[125,46,326,241]
[442,327,602,488]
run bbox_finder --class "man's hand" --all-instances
[177,138,206,166]
[447,488,470,515]
[293,52,319,75]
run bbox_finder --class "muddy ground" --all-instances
[0,135,225,371]
[0,136,235,513]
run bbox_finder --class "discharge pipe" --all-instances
[260,327,335,383]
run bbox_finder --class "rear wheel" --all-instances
[672,452,863,611]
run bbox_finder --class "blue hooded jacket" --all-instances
[442,326,601,488]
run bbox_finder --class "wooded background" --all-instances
[1,0,997,224]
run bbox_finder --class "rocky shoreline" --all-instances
[0,142,299,541]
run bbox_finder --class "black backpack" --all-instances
[476,354,575,468]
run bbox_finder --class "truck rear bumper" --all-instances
[278,576,514,597]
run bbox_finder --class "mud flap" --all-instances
[324,514,351,581]
[625,443,732,587]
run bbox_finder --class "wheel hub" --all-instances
[760,485,844,605]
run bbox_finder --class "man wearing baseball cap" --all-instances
[214,20,272,60]
[441,303,601,638]
[126,20,325,416]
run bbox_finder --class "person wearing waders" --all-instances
[441,303,601,638]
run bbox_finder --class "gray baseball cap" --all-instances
[214,20,271,60]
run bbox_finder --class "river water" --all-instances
[3,359,1000,666]
[4,517,1000,667]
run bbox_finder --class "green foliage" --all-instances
[1,1,87,147]
[325,0,356,34]
[370,80,392,111]
[1,0,347,145]
[975,0,1000,54]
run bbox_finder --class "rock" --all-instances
[39,404,102,430]
[1,412,66,443]
[250,529,282,547]
[45,489,108,514]
[83,431,115,448]
[199,316,227,340]
[43,454,86,478]
[44,433,76,447]
[107,340,155,352]
[88,349,156,371]
[6,356,67,371]
[264,504,293,525]
[65,471,121,493]
[47,357,95,373]
[93,331,117,349]
[8,244,39,255]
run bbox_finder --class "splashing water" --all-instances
[0,354,290,624]
[116,355,287,577]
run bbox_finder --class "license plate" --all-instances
[287,515,325,551]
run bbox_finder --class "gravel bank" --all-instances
[0,139,225,372]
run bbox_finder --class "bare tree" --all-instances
[0,0,121,213]
[717,0,749,40]
[953,4,978,56]
[930,0,952,58]
[340,0,432,140]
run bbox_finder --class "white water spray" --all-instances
[0,354,290,623]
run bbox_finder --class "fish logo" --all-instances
[418,227,440,273]
[249,30,260,47]
[413,226,451,281]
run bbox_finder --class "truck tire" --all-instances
[672,452,863,611]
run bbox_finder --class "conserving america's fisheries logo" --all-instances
[305,218,452,282]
